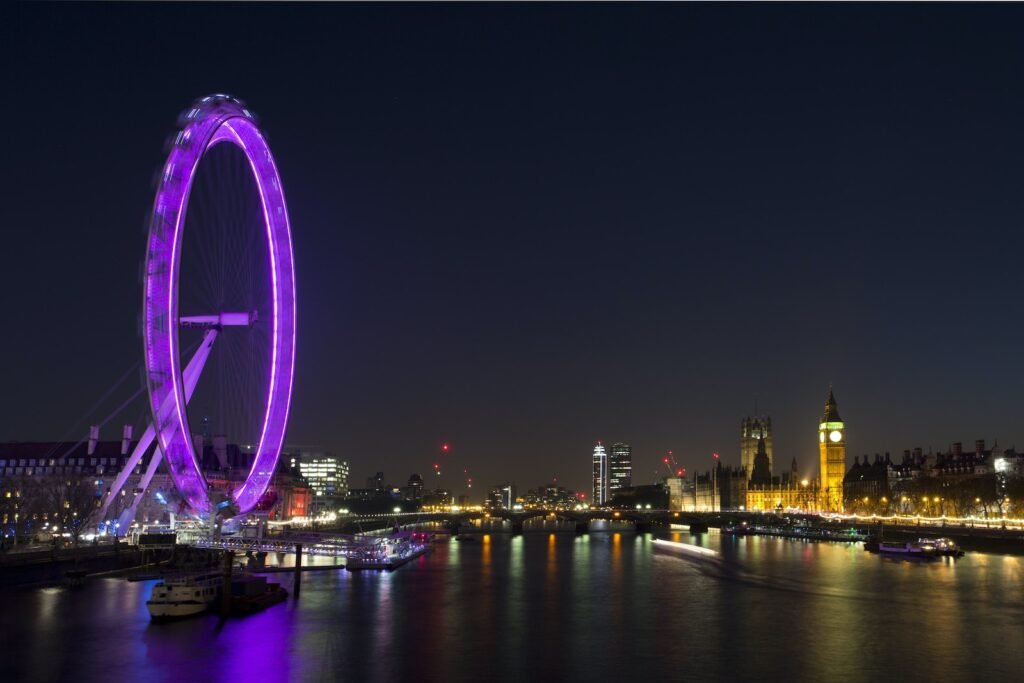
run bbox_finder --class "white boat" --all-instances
[877,541,935,558]
[146,571,222,620]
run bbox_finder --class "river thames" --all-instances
[3,527,1023,682]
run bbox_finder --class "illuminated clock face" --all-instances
[829,430,842,443]
[819,432,825,443]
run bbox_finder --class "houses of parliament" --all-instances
[672,388,846,513]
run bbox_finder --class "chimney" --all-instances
[87,425,99,456]
[975,439,985,455]
[121,425,133,455]
[952,442,962,457]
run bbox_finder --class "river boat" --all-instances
[347,533,429,571]
[877,541,936,558]
[145,570,222,621]
[723,523,865,543]
[229,575,287,615]
[917,537,965,557]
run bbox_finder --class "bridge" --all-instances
[337,509,765,535]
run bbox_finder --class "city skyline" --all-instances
[4,5,1024,683]
[5,4,1024,495]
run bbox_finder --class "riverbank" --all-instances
[0,545,153,589]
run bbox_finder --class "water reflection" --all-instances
[4,535,1024,682]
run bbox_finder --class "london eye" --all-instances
[142,95,296,519]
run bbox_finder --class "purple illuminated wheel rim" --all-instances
[143,95,296,517]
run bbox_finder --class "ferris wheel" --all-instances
[99,95,296,524]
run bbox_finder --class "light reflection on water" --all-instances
[3,532,1024,682]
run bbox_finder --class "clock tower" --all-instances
[818,387,846,512]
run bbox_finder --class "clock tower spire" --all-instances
[818,386,846,512]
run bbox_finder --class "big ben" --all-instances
[818,387,846,512]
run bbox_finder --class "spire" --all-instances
[750,435,772,485]
[822,385,841,422]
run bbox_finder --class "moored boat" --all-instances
[723,523,865,543]
[917,537,964,557]
[877,541,936,558]
[146,570,222,621]
[347,533,429,571]
[229,575,288,614]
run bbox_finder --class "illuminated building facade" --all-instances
[666,476,695,511]
[288,452,349,498]
[740,416,772,481]
[818,388,846,512]
[523,484,580,509]
[744,436,815,512]
[609,442,632,494]
[487,483,517,510]
[592,442,608,506]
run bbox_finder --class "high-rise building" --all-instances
[499,483,516,509]
[592,442,609,506]
[367,472,385,491]
[741,416,773,480]
[609,442,632,494]
[818,387,846,512]
[486,483,516,510]
[288,452,349,498]
[405,474,424,501]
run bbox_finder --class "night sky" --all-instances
[4,3,1024,496]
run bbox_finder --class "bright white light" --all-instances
[652,539,718,557]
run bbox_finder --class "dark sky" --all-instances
[4,2,1024,496]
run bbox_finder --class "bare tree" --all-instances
[28,475,102,548]
[0,475,42,547]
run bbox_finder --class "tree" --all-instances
[28,475,102,548]
[0,475,43,546]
